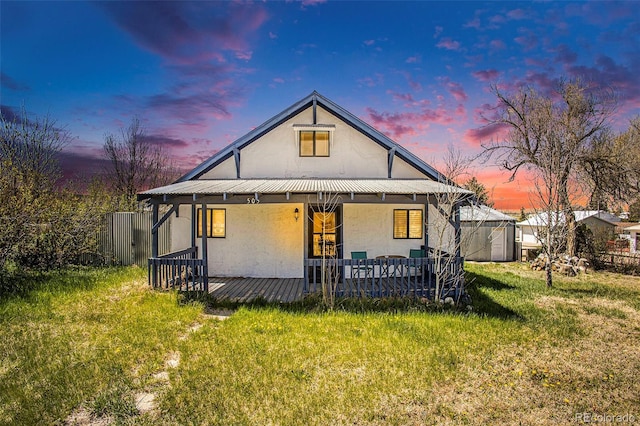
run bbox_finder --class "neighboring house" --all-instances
[517,210,617,259]
[138,91,472,299]
[460,205,516,262]
[625,224,640,254]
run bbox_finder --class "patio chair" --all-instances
[351,251,373,278]
[408,249,426,277]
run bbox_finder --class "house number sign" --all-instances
[247,197,260,204]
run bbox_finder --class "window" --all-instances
[299,131,330,157]
[393,209,423,239]
[197,208,226,238]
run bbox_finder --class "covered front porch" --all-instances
[140,179,470,301]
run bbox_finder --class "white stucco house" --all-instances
[625,224,640,254]
[138,92,471,300]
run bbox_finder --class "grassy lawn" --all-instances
[1,263,639,425]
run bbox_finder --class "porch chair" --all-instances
[408,249,426,277]
[351,251,373,278]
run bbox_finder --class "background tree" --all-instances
[482,79,616,259]
[463,176,493,207]
[103,117,178,211]
[629,198,640,222]
[579,117,640,211]
[0,107,70,272]
[518,207,527,222]
[1,108,120,291]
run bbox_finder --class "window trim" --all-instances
[299,130,330,157]
[393,209,423,239]
[196,208,226,238]
[293,124,335,158]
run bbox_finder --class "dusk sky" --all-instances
[2,1,639,210]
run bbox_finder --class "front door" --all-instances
[308,206,342,260]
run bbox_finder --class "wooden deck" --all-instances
[208,277,305,303]
[206,276,442,303]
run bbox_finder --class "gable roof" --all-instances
[573,210,620,223]
[517,210,617,227]
[177,91,447,183]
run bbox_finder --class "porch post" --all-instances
[151,202,159,287]
[200,201,209,292]
[454,201,461,258]
[152,202,159,258]
[424,196,430,251]
[191,203,196,255]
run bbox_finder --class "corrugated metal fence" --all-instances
[97,212,171,266]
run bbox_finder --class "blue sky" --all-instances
[2,1,639,209]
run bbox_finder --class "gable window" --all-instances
[197,208,226,238]
[299,131,330,157]
[393,209,423,239]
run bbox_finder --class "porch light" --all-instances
[294,207,299,222]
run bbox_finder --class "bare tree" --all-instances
[103,117,177,211]
[308,192,342,309]
[529,150,570,288]
[481,79,616,257]
[428,144,480,302]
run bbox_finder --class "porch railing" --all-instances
[148,247,208,292]
[303,255,464,300]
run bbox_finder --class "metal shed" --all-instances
[460,205,516,262]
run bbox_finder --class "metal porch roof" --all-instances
[138,179,472,199]
[460,205,515,222]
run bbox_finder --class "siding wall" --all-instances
[461,221,516,261]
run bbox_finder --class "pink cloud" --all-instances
[101,2,268,64]
[514,30,538,51]
[141,134,190,149]
[366,109,418,139]
[565,55,640,101]
[365,103,456,140]
[463,123,510,146]
[436,37,461,51]
[388,91,415,104]
[464,17,481,30]
[357,73,384,88]
[235,51,253,61]
[440,77,468,102]
[506,8,527,20]
[553,44,577,65]
[472,69,500,82]
[490,39,506,50]
[406,55,420,64]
